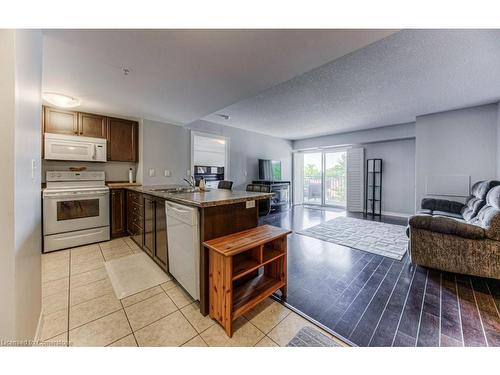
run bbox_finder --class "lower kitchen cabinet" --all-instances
[143,195,155,257]
[154,198,168,269]
[127,190,144,247]
[126,190,168,272]
[110,189,127,238]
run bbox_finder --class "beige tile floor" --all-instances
[40,236,347,347]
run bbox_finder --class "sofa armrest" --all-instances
[421,198,465,215]
[409,215,485,239]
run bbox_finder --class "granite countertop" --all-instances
[106,182,142,189]
[126,185,273,208]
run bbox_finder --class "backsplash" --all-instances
[42,160,138,182]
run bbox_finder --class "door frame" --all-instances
[299,147,348,208]
[190,131,230,180]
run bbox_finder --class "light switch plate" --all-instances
[149,168,155,177]
[246,200,255,209]
[164,170,171,177]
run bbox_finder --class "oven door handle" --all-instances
[43,191,109,199]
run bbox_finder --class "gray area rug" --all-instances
[287,326,340,347]
[297,216,408,260]
[105,253,171,299]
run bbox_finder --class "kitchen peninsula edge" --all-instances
[123,185,273,315]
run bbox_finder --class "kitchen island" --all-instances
[122,185,273,316]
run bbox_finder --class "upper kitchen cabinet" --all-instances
[78,112,107,138]
[42,106,139,162]
[107,117,139,162]
[43,106,78,135]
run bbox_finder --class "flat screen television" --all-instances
[259,159,282,181]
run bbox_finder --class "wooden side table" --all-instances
[203,224,291,337]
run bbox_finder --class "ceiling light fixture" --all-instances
[42,92,81,108]
[216,114,230,120]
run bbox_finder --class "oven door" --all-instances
[43,190,110,235]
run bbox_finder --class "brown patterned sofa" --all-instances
[408,180,500,279]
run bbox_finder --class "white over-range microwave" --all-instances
[44,133,107,162]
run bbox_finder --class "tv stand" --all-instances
[252,180,290,211]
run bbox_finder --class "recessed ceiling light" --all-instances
[42,92,81,108]
[216,114,230,120]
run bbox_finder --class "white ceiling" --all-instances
[203,29,500,139]
[42,29,395,125]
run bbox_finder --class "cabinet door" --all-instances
[43,106,78,135]
[111,189,126,238]
[143,196,155,256]
[78,112,107,138]
[107,117,138,162]
[154,198,168,269]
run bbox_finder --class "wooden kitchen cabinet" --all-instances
[43,106,78,135]
[127,191,143,247]
[78,112,107,138]
[42,106,139,162]
[143,195,155,257]
[154,198,168,269]
[125,191,168,272]
[110,189,127,238]
[106,117,138,162]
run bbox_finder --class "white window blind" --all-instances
[293,152,304,205]
[346,147,364,212]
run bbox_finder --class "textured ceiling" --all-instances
[202,30,500,139]
[42,29,395,124]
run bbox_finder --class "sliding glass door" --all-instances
[302,150,346,207]
[324,151,347,206]
[303,152,322,205]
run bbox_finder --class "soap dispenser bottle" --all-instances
[199,176,206,191]
[128,168,134,184]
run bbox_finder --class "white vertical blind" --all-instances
[346,147,364,212]
[293,152,304,205]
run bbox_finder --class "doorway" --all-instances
[302,150,346,207]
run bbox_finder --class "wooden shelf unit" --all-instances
[203,225,291,337]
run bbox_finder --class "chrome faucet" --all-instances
[182,175,196,188]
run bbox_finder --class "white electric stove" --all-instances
[42,171,110,253]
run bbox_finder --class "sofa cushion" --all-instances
[409,215,485,239]
[433,211,464,220]
[421,198,464,215]
[461,180,500,221]
[470,185,500,240]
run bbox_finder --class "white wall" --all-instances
[141,119,191,185]
[415,103,498,210]
[42,161,137,182]
[188,120,292,190]
[139,119,292,190]
[497,102,500,179]
[364,139,415,215]
[0,29,17,341]
[0,30,43,341]
[293,122,415,150]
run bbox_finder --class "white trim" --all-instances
[190,130,230,180]
[33,311,44,345]
[381,210,412,218]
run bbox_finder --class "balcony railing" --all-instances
[303,175,346,206]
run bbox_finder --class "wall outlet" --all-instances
[246,200,255,209]
[164,170,171,177]
[244,170,247,177]
[186,170,191,176]
[149,168,155,177]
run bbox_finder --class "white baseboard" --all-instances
[381,211,412,218]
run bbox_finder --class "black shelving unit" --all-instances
[364,159,382,217]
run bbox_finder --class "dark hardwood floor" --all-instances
[260,205,500,347]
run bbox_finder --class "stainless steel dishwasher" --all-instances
[165,201,200,300]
